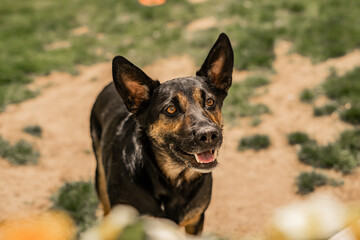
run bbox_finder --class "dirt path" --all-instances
[1,43,360,238]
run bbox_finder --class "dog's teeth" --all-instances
[194,154,201,163]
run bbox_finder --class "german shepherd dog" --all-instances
[90,33,233,235]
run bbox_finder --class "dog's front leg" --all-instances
[181,212,205,235]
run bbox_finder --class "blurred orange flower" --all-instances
[0,211,75,240]
[139,0,166,6]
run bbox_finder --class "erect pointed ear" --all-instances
[112,56,160,113]
[196,33,234,93]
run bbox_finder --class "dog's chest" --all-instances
[154,176,211,224]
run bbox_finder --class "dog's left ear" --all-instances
[196,33,234,93]
[112,56,160,113]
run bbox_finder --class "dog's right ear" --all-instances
[112,56,160,114]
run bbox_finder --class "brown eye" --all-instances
[166,105,176,114]
[206,98,214,106]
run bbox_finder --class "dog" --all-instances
[90,33,233,235]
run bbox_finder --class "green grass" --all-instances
[0,136,39,165]
[323,67,360,125]
[300,88,316,103]
[250,116,262,127]
[287,132,314,145]
[298,144,359,174]
[313,103,337,116]
[223,76,270,122]
[296,171,343,195]
[23,125,42,138]
[339,129,360,154]
[287,0,360,62]
[118,222,146,240]
[51,181,99,234]
[340,106,360,125]
[289,129,360,174]
[238,134,270,151]
[242,76,270,88]
[2,0,360,110]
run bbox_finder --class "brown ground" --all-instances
[1,41,360,238]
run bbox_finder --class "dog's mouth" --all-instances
[194,150,217,164]
[170,145,218,171]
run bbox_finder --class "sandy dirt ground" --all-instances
[1,41,360,238]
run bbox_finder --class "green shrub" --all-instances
[238,134,271,151]
[324,68,360,104]
[296,172,328,195]
[300,88,315,103]
[298,143,359,174]
[340,105,360,125]
[339,128,360,153]
[243,76,270,88]
[250,117,262,127]
[51,181,99,233]
[296,171,343,195]
[323,68,360,125]
[313,103,337,116]
[0,136,39,165]
[0,136,11,157]
[23,125,42,138]
[287,132,314,145]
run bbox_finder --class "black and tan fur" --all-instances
[90,33,234,235]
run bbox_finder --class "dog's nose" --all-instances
[195,127,220,144]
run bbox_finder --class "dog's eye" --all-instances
[206,98,215,107]
[166,105,177,114]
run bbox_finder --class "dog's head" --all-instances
[112,33,233,174]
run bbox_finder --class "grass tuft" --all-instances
[0,136,39,165]
[287,132,314,145]
[323,68,360,125]
[51,181,99,234]
[250,116,262,127]
[339,128,360,154]
[324,68,360,104]
[23,125,42,138]
[296,171,327,195]
[243,76,270,88]
[238,134,270,151]
[300,88,316,103]
[340,106,360,125]
[290,129,360,174]
[296,171,343,195]
[298,143,359,174]
[313,103,337,117]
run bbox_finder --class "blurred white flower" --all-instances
[81,205,138,240]
[143,216,187,240]
[270,194,346,240]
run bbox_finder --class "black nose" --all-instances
[195,127,220,144]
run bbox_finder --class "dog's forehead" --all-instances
[157,76,208,97]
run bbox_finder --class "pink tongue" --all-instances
[196,150,215,163]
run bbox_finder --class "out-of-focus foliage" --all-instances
[238,134,271,151]
[0,211,75,240]
[51,181,99,234]
[2,0,360,109]
[0,136,39,165]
